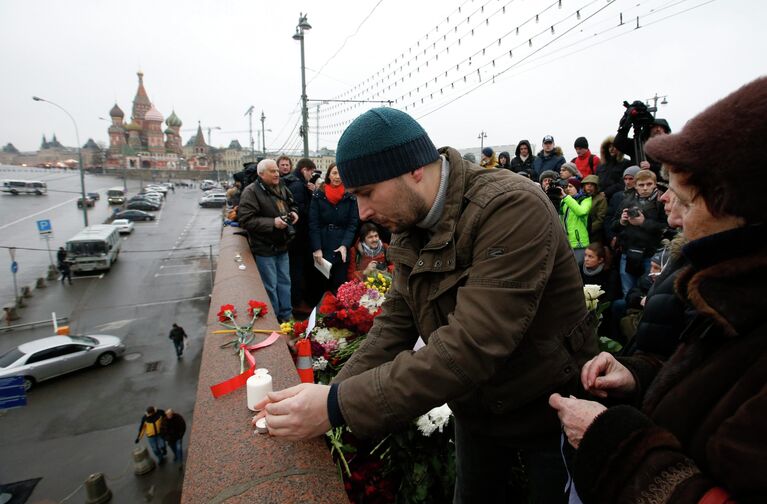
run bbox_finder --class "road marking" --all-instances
[0,183,115,230]
[70,273,104,280]
[154,270,213,278]
[93,318,136,331]
[79,295,210,312]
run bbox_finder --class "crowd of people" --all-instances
[228,77,764,503]
[228,156,394,322]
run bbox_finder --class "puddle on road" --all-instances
[123,352,142,361]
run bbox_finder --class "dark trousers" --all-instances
[172,339,184,357]
[453,419,568,504]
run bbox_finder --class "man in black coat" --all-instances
[237,159,299,322]
[168,323,187,359]
[285,159,320,309]
[160,409,187,463]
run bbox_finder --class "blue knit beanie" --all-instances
[336,108,440,188]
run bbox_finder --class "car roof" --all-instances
[112,219,130,224]
[18,336,86,353]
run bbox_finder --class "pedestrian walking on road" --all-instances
[59,260,73,285]
[135,406,167,464]
[168,323,188,359]
[160,409,187,463]
[56,247,67,268]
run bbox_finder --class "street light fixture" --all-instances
[477,131,487,151]
[33,96,88,227]
[293,12,311,158]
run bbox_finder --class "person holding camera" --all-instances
[237,159,299,323]
[612,170,666,297]
[286,158,322,309]
[309,163,359,293]
[559,177,592,264]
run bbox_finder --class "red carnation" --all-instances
[247,299,269,318]
[217,304,237,322]
[293,320,308,337]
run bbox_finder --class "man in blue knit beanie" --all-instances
[255,107,596,503]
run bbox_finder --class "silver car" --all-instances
[0,335,126,391]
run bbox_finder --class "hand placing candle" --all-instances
[246,369,273,411]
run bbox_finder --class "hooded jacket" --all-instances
[582,175,607,244]
[532,146,565,179]
[560,192,592,249]
[334,146,597,440]
[510,140,535,179]
[573,224,767,504]
[596,137,633,200]
[237,178,298,257]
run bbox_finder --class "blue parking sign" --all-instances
[0,376,27,409]
[37,219,52,234]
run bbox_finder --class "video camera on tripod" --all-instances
[619,100,657,164]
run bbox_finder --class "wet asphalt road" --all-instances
[0,167,221,503]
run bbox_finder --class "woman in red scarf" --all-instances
[309,163,359,292]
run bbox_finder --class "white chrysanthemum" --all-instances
[583,284,606,311]
[359,292,386,314]
[312,327,334,345]
[312,356,328,371]
[415,404,453,437]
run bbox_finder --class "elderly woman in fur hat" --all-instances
[550,77,767,503]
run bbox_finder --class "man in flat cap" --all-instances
[256,108,597,503]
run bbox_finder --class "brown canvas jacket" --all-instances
[335,146,597,440]
[237,179,297,257]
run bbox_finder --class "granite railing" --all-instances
[182,226,347,503]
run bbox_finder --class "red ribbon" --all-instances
[209,331,282,398]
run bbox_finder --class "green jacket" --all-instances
[561,194,592,249]
[334,147,597,440]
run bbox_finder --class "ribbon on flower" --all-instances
[209,331,282,398]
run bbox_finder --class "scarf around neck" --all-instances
[325,183,345,205]
[361,240,384,257]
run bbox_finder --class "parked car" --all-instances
[0,334,126,391]
[111,218,135,234]
[87,192,100,201]
[145,185,168,195]
[113,210,155,221]
[127,200,161,211]
[77,196,95,208]
[129,195,162,206]
[199,193,227,208]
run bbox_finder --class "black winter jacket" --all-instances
[309,189,359,265]
[612,190,666,256]
[510,140,535,179]
[237,179,298,257]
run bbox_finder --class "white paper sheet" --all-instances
[314,257,333,279]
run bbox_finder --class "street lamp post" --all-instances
[646,93,669,117]
[477,131,487,151]
[34,96,88,227]
[244,106,255,162]
[293,13,312,158]
[260,111,267,156]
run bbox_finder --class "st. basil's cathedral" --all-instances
[106,72,209,170]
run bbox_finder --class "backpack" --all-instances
[571,154,595,175]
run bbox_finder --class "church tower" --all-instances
[132,71,151,135]
[165,110,183,155]
[144,104,164,155]
[108,103,126,155]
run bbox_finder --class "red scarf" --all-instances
[325,183,345,205]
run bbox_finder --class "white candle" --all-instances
[246,372,273,411]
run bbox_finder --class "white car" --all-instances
[199,193,227,208]
[112,219,135,234]
[0,334,126,391]
[146,185,168,194]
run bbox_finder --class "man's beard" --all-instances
[377,179,430,234]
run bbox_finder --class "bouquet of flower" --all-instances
[216,300,269,372]
[583,284,621,353]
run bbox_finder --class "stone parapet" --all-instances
[181,227,347,503]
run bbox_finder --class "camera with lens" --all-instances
[309,170,323,185]
[627,206,642,218]
[621,100,656,131]
[545,176,569,198]
[280,214,297,240]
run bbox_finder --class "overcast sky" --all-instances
[2,0,765,160]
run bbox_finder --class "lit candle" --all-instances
[246,371,273,411]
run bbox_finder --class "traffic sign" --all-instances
[0,376,27,410]
[37,219,52,234]
[11,261,18,274]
